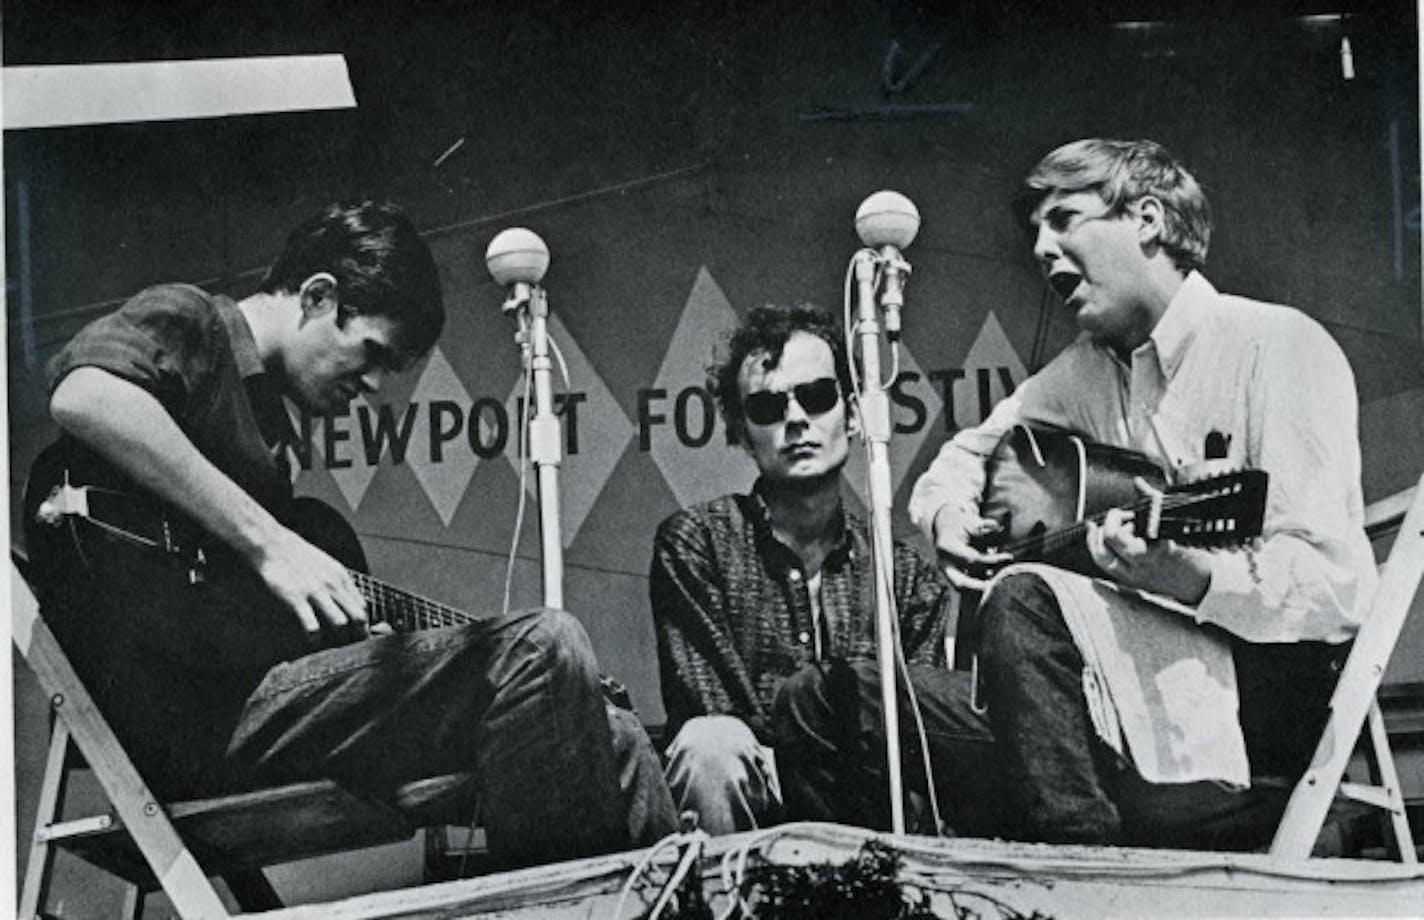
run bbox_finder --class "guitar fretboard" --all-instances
[996,472,1266,562]
[350,571,484,632]
[1007,492,1194,558]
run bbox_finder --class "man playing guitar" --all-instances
[910,140,1377,849]
[25,201,674,868]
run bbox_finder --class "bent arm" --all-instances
[51,367,367,641]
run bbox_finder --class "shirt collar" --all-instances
[748,478,857,559]
[1145,270,1215,381]
[214,294,266,381]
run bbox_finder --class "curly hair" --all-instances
[1013,138,1212,272]
[259,200,445,361]
[709,302,852,444]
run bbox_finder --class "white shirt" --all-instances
[911,272,1377,644]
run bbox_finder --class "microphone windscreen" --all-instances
[855,191,920,249]
[485,228,550,286]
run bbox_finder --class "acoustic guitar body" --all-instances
[977,425,1165,578]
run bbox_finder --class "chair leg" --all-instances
[1363,702,1418,863]
[224,868,284,911]
[18,723,73,920]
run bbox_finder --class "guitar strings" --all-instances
[991,489,1244,557]
[349,571,479,631]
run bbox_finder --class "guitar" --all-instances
[965,425,1268,580]
[22,441,488,675]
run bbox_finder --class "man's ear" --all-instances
[1133,197,1166,248]
[298,272,339,319]
[845,392,862,438]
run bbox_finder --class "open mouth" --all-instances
[1048,270,1083,303]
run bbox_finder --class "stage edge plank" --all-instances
[256,823,1424,920]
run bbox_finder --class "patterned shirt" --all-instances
[651,482,950,742]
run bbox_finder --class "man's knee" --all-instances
[770,663,832,729]
[977,572,1062,666]
[666,715,761,783]
[771,660,870,749]
[517,607,599,678]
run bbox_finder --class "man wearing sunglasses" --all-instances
[649,303,997,836]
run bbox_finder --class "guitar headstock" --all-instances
[1153,469,1268,547]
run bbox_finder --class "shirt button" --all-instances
[788,570,802,582]
[798,631,811,644]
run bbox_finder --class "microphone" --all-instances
[485,227,550,313]
[855,191,920,340]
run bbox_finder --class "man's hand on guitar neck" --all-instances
[253,524,371,647]
[930,503,1014,591]
[1086,499,1212,606]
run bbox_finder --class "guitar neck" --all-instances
[1019,496,1156,560]
[349,571,482,632]
[1003,474,1266,564]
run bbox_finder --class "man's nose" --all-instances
[1032,222,1061,268]
[783,395,810,425]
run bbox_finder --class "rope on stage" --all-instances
[610,822,1056,920]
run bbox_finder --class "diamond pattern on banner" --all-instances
[954,310,1028,429]
[843,339,945,509]
[503,314,635,547]
[649,266,750,507]
[325,393,381,511]
[407,345,479,526]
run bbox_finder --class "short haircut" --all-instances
[1013,138,1212,272]
[709,302,853,444]
[259,200,445,360]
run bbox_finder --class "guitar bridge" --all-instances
[35,483,91,527]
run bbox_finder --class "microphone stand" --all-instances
[852,247,907,834]
[504,281,565,610]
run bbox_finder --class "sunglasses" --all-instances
[743,377,842,426]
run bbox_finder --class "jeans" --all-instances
[977,572,1341,849]
[664,715,783,834]
[609,704,681,846]
[770,659,1001,837]
[225,608,675,867]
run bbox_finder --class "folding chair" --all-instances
[1270,474,1424,862]
[12,559,475,919]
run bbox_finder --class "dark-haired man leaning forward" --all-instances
[650,302,999,837]
[26,201,674,870]
[911,139,1376,849]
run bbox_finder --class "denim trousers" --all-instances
[977,572,1341,849]
[226,608,676,867]
[770,658,1002,837]
[52,586,675,869]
